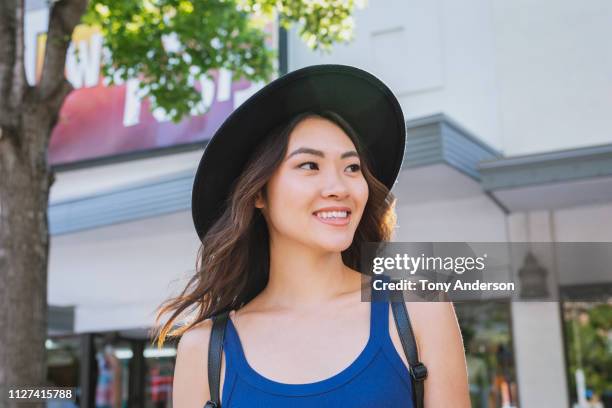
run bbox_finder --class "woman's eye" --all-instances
[299,162,319,170]
[347,164,361,172]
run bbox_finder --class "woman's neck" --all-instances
[258,240,360,311]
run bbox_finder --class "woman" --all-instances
[153,65,470,407]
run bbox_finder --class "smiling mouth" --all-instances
[312,210,351,226]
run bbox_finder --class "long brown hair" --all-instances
[151,110,398,347]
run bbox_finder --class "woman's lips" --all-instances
[312,213,351,226]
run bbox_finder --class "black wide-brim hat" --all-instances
[192,64,406,241]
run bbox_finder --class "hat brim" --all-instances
[192,64,406,241]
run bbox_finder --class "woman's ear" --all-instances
[254,190,265,209]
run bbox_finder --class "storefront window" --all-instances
[456,302,518,408]
[45,331,179,407]
[562,288,612,408]
[46,336,80,408]
[144,344,176,408]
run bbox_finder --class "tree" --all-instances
[0,0,363,406]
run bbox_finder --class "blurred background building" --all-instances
[25,0,612,407]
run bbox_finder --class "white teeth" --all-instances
[316,211,348,219]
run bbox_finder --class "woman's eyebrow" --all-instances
[287,147,359,159]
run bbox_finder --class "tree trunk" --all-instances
[0,105,55,408]
[0,0,87,406]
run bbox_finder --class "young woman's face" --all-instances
[256,116,369,253]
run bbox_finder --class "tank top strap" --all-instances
[223,311,245,370]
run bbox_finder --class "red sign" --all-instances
[34,24,277,166]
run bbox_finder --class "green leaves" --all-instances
[83,0,361,123]
[244,0,361,50]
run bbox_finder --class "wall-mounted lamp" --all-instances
[519,251,550,299]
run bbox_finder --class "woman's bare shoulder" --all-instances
[407,301,458,328]
[179,318,214,350]
[173,318,214,408]
[404,301,470,407]
[405,302,460,346]
[389,301,460,355]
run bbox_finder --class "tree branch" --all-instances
[0,0,18,129]
[11,0,27,108]
[38,0,88,103]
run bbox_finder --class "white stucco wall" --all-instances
[552,202,612,286]
[48,210,199,333]
[553,202,612,242]
[288,0,612,157]
[288,0,504,153]
[491,0,612,155]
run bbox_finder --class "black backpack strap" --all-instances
[204,311,230,408]
[391,300,428,408]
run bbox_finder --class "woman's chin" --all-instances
[314,238,354,253]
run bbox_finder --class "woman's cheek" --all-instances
[354,180,369,209]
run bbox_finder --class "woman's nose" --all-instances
[320,170,349,198]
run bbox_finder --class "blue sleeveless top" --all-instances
[220,288,414,407]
